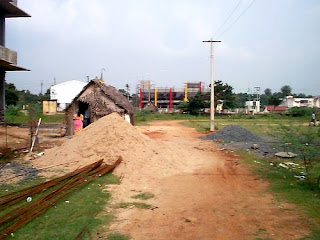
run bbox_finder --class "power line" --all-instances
[217,0,257,39]
[213,0,242,38]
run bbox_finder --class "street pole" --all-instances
[202,39,221,131]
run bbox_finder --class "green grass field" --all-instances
[0,173,129,240]
[5,113,65,124]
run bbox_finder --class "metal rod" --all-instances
[30,118,41,152]
[0,158,122,238]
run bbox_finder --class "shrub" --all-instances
[5,105,21,116]
[288,107,315,117]
[135,109,151,117]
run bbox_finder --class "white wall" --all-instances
[50,80,87,111]
[245,101,260,113]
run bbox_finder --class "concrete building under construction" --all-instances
[137,81,209,110]
[0,0,30,123]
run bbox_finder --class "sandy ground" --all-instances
[0,119,311,239]
[0,125,66,152]
[0,125,66,183]
[108,120,310,240]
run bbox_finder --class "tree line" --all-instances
[176,83,315,115]
[5,82,50,107]
[5,81,315,113]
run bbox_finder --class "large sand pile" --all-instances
[30,113,181,184]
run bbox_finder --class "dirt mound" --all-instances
[30,113,181,183]
[201,125,263,143]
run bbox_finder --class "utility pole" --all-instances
[202,39,221,131]
[40,80,43,95]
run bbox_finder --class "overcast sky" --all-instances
[5,0,320,95]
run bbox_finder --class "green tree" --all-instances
[185,80,236,113]
[41,88,51,100]
[260,94,268,107]
[19,90,41,105]
[131,93,139,107]
[176,101,189,112]
[280,85,292,97]
[118,89,129,97]
[5,83,19,106]
[267,93,282,106]
[234,93,248,108]
[294,93,306,98]
[188,92,209,115]
[214,80,236,109]
[293,93,314,98]
[264,88,272,97]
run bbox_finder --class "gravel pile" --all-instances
[201,125,279,157]
[201,125,263,143]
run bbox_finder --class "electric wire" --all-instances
[213,0,243,38]
[216,0,256,39]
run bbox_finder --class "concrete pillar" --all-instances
[0,70,5,123]
[0,17,5,46]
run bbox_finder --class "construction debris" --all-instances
[275,152,297,158]
[251,144,259,149]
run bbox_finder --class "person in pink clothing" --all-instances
[73,112,83,134]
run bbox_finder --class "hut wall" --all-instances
[65,101,78,136]
[129,113,135,125]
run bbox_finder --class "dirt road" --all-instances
[109,120,310,240]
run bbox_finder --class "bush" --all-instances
[5,105,27,123]
[135,109,151,117]
[176,101,189,113]
[288,107,316,117]
[5,105,21,116]
[31,104,43,116]
[279,125,320,187]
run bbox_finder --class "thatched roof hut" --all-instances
[65,79,135,135]
[144,101,158,113]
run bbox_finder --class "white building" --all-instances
[50,80,87,111]
[245,100,260,114]
[282,96,320,108]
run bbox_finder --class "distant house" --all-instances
[245,100,260,114]
[264,105,287,113]
[65,78,136,135]
[50,80,87,111]
[282,96,320,108]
